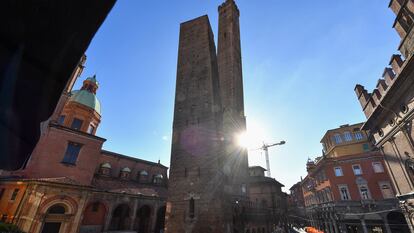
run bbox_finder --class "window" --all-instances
[373,162,384,173]
[359,185,371,199]
[333,134,342,144]
[379,182,394,199]
[334,167,343,176]
[344,131,352,141]
[62,142,82,165]
[153,174,163,184]
[10,189,19,201]
[189,198,195,218]
[58,115,65,125]
[363,143,370,151]
[138,170,148,183]
[48,204,66,214]
[352,164,362,175]
[355,131,363,140]
[71,118,83,130]
[241,184,247,194]
[338,185,350,200]
[87,124,95,134]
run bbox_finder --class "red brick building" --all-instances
[0,57,168,233]
[301,123,408,233]
[288,181,306,226]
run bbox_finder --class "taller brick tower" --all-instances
[217,0,249,197]
[165,15,231,233]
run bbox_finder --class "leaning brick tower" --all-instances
[165,1,248,232]
[217,0,249,195]
[164,15,231,233]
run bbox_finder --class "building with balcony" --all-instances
[302,123,408,233]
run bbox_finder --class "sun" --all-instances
[236,132,250,148]
[236,122,267,149]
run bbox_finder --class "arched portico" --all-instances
[134,205,152,233]
[109,203,130,231]
[80,201,107,233]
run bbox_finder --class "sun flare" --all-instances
[235,122,267,150]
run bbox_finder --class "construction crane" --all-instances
[252,141,286,177]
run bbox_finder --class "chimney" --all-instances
[389,54,404,75]
[382,67,395,86]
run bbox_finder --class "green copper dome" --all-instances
[69,90,101,115]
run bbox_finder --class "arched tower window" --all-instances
[189,198,195,218]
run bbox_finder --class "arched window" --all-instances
[99,163,112,176]
[120,167,131,180]
[48,204,66,214]
[138,170,149,183]
[189,198,195,218]
[153,174,163,184]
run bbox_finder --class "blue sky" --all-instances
[74,0,399,191]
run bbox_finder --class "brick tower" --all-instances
[165,1,249,232]
[217,0,249,199]
[164,15,232,233]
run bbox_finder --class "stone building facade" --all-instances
[354,1,414,232]
[0,57,168,233]
[301,123,408,233]
[246,167,286,233]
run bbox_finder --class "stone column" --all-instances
[360,219,368,233]
[103,197,114,231]
[72,191,90,233]
[129,199,139,230]
[150,203,160,233]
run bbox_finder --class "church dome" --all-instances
[69,90,101,115]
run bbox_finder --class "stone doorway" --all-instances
[40,204,67,233]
